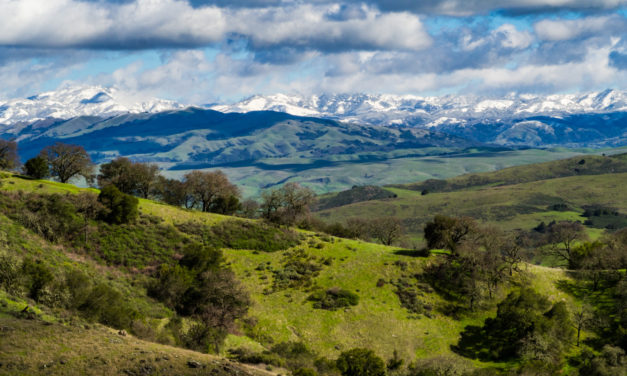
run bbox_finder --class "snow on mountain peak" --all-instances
[0,85,184,126]
[211,89,627,127]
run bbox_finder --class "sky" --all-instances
[0,0,626,103]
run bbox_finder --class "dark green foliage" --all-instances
[308,287,359,310]
[98,157,160,198]
[271,342,318,370]
[0,253,21,295]
[386,350,404,371]
[582,205,627,230]
[64,269,93,309]
[23,156,49,179]
[336,348,386,376]
[314,185,397,211]
[210,195,241,215]
[454,288,574,363]
[424,215,476,253]
[202,220,301,252]
[98,185,139,224]
[87,219,189,267]
[392,278,426,315]
[21,257,54,302]
[0,192,83,242]
[79,283,138,329]
[578,345,626,376]
[229,341,322,372]
[294,368,318,376]
[271,249,324,291]
[228,347,286,368]
[149,243,250,353]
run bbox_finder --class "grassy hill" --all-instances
[0,172,622,375]
[315,155,627,243]
[389,153,627,194]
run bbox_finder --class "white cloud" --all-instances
[0,1,430,52]
[494,24,533,49]
[534,15,622,41]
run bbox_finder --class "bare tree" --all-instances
[42,142,94,184]
[547,221,588,268]
[572,303,593,347]
[261,182,315,226]
[183,170,239,212]
[0,139,19,170]
[369,216,403,246]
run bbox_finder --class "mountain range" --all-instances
[1,86,627,194]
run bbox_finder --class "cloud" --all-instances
[0,1,431,52]
[0,0,226,49]
[232,5,432,52]
[366,0,627,16]
[534,15,626,41]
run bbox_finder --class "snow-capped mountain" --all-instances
[0,85,184,127]
[211,89,627,128]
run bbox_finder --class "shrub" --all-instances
[336,348,386,376]
[23,156,49,179]
[98,185,139,224]
[308,287,359,310]
[21,257,54,302]
[79,283,137,329]
[0,252,21,295]
[203,220,301,252]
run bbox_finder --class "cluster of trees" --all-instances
[149,243,250,353]
[422,215,523,310]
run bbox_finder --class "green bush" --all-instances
[0,252,21,295]
[23,156,49,179]
[336,348,386,376]
[98,185,139,224]
[203,220,301,252]
[21,257,55,302]
[308,287,359,310]
[79,283,138,329]
[272,249,323,291]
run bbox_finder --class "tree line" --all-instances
[0,139,318,222]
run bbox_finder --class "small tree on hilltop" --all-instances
[23,155,49,179]
[42,142,94,184]
[424,215,477,254]
[261,182,316,226]
[183,170,239,213]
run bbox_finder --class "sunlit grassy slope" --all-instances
[0,172,587,372]
[316,172,627,241]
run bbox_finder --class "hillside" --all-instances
[316,154,627,242]
[0,311,276,376]
[388,153,627,193]
[0,172,624,375]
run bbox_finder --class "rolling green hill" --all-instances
[315,154,627,243]
[0,172,623,375]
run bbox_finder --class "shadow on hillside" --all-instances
[393,248,430,257]
[450,324,493,361]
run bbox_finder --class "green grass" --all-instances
[317,173,627,239]
[223,235,580,367]
[0,170,603,373]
